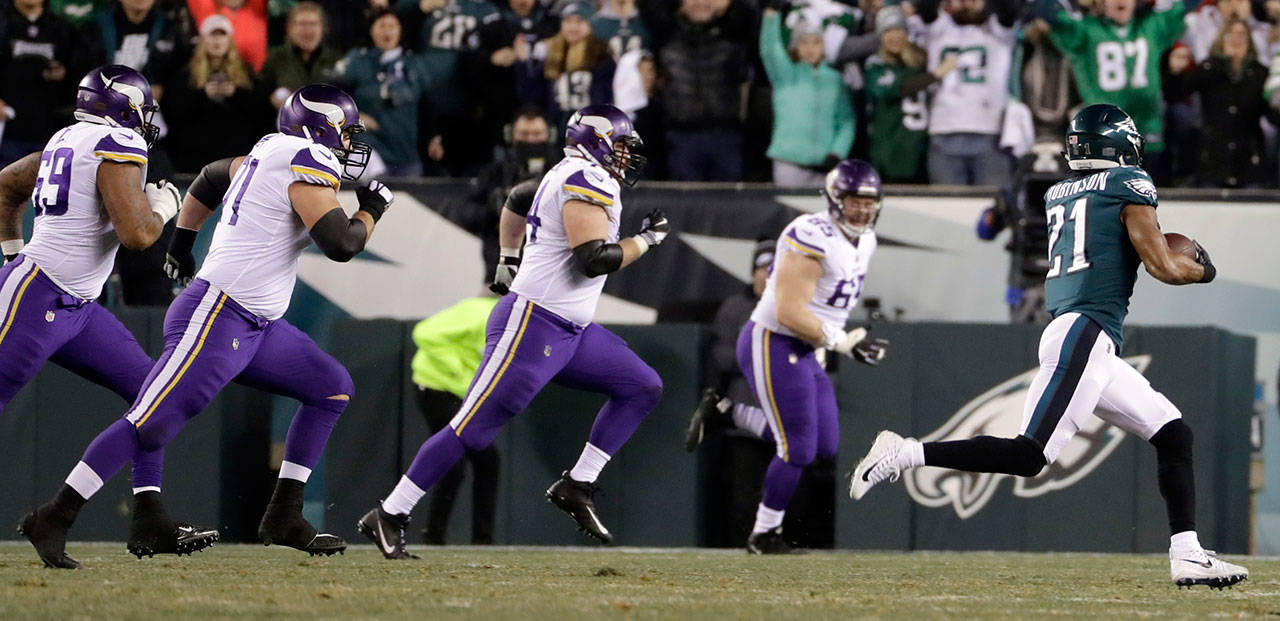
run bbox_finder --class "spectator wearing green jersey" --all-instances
[593,0,651,60]
[410,295,501,545]
[48,0,109,26]
[863,5,957,183]
[1047,0,1187,182]
[342,9,431,176]
[760,7,855,186]
[398,0,499,175]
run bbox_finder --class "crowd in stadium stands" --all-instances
[3,0,1280,188]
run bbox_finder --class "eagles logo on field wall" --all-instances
[904,355,1151,519]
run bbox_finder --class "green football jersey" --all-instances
[863,55,929,182]
[1049,4,1186,152]
[591,13,651,60]
[1042,165,1158,350]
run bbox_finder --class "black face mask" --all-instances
[512,141,554,180]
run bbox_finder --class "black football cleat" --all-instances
[128,522,220,559]
[127,491,219,558]
[545,472,612,544]
[18,506,80,569]
[357,506,419,560]
[259,504,346,557]
[684,388,728,452]
[747,527,803,555]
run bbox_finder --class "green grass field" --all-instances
[0,543,1274,618]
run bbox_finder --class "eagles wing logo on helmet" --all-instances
[1114,117,1142,153]
[904,356,1150,519]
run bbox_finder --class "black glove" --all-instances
[852,337,889,366]
[164,226,198,286]
[637,208,670,248]
[356,179,394,223]
[490,249,520,295]
[1191,240,1215,283]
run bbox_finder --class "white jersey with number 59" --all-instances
[751,212,877,337]
[21,122,150,300]
[197,133,343,320]
[509,155,622,326]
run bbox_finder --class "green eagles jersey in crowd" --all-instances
[591,11,651,60]
[863,55,929,181]
[399,0,496,113]
[1042,165,1158,350]
[1049,2,1186,152]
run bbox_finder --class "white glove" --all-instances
[490,246,520,295]
[822,324,868,357]
[145,180,181,223]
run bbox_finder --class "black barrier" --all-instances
[1,315,1255,554]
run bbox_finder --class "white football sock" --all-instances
[732,403,769,439]
[1170,530,1201,551]
[66,461,104,500]
[903,438,925,468]
[752,504,785,534]
[569,443,611,483]
[278,460,312,483]
[381,476,426,516]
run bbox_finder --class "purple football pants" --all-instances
[77,278,352,490]
[402,294,663,492]
[737,320,839,512]
[0,255,163,489]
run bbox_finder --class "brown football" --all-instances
[1164,232,1197,259]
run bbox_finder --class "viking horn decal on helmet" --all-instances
[104,76,145,109]
[297,94,346,127]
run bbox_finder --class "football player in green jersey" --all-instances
[1047,0,1186,176]
[848,104,1248,589]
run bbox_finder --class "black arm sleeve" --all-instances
[572,240,625,277]
[503,179,539,217]
[186,157,237,209]
[308,207,369,262]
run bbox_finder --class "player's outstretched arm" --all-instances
[99,161,178,250]
[1121,203,1208,285]
[563,200,669,276]
[165,157,245,284]
[0,152,40,261]
[290,179,393,262]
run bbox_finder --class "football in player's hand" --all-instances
[1164,232,1197,259]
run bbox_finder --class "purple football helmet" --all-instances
[74,65,160,147]
[277,84,371,180]
[824,159,883,238]
[564,104,646,186]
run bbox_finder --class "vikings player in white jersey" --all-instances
[358,104,670,559]
[0,66,222,567]
[21,84,394,568]
[738,159,888,554]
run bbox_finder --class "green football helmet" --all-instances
[1064,104,1144,170]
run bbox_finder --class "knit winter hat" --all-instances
[876,5,908,36]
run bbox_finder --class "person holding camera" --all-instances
[0,0,76,167]
[164,14,270,173]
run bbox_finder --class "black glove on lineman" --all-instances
[1192,240,1215,284]
[852,337,889,366]
[164,227,198,286]
[637,208,670,248]
[356,180,394,223]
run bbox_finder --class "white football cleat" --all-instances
[1170,547,1248,589]
[849,430,907,500]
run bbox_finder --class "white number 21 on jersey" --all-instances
[1045,197,1092,279]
